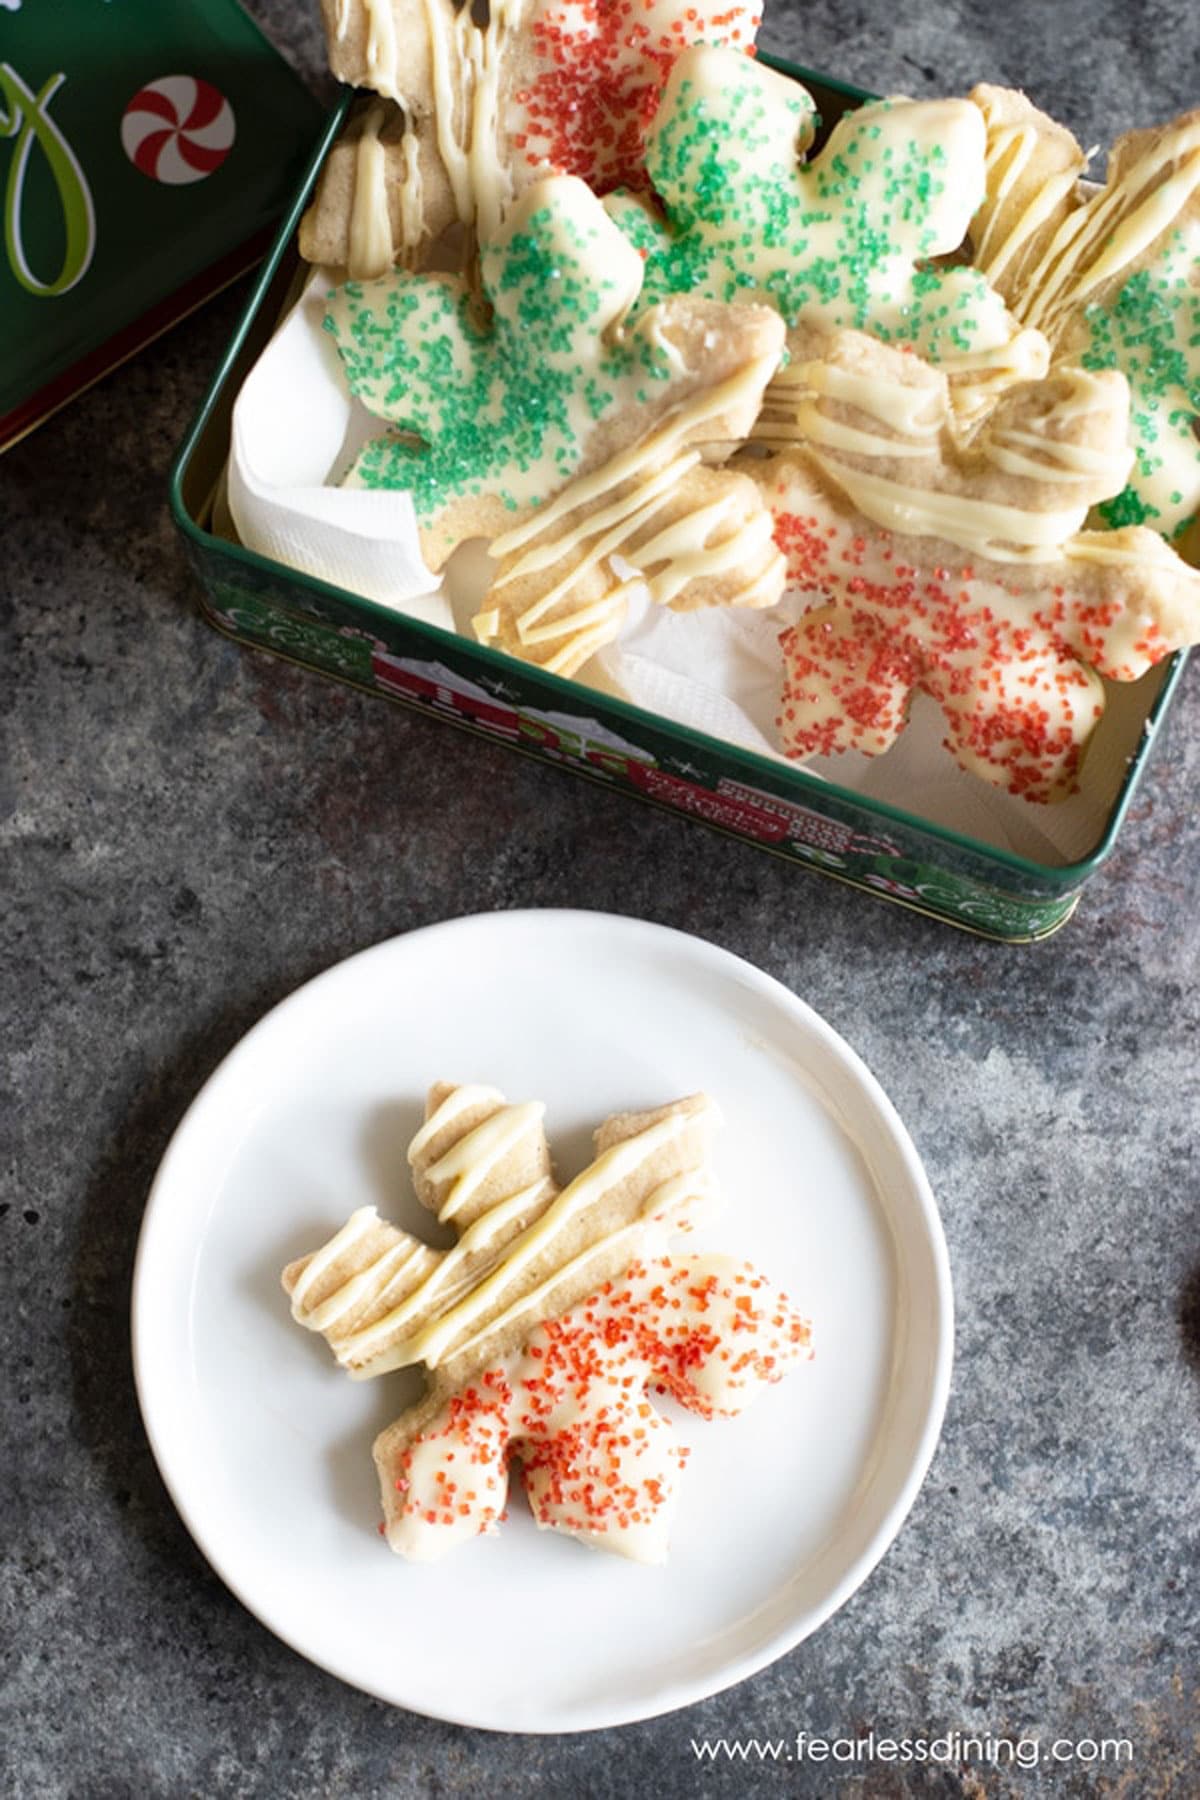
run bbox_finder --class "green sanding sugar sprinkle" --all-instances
[1080,241,1200,536]
[1097,484,1158,530]
[325,199,670,523]
[616,63,999,362]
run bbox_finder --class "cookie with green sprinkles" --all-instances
[976,103,1200,548]
[604,45,1048,429]
[324,173,785,571]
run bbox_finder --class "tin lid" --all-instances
[0,0,325,451]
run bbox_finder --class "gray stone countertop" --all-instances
[3,1,1198,1794]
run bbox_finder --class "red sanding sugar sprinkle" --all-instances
[771,506,1149,800]
[391,1254,810,1543]
[514,0,761,192]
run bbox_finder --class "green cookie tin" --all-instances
[168,58,1191,943]
[0,0,324,450]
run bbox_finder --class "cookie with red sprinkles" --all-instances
[382,1252,811,1563]
[746,330,1200,801]
[311,0,762,261]
[284,1082,812,1563]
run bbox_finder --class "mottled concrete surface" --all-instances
[3,1,1198,1795]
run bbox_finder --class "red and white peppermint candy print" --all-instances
[120,75,235,186]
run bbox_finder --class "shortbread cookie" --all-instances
[324,174,785,665]
[284,1084,812,1562]
[317,0,761,251]
[283,1084,559,1375]
[298,100,458,277]
[606,46,1049,430]
[968,85,1088,300]
[284,1086,719,1378]
[379,1251,810,1562]
[473,429,786,675]
[474,542,652,678]
[746,331,1200,800]
[319,0,511,239]
[973,97,1200,544]
[325,175,784,551]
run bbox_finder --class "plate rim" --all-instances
[131,908,955,1732]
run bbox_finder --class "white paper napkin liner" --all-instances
[594,586,810,762]
[801,673,1162,867]
[227,267,452,631]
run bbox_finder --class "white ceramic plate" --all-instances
[133,910,952,1732]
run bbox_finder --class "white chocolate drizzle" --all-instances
[783,356,1135,563]
[391,1108,704,1372]
[288,1088,717,1378]
[397,125,425,262]
[812,460,1091,562]
[347,105,395,279]
[973,113,1081,286]
[354,0,527,233]
[422,1099,547,1224]
[475,354,784,667]
[360,0,401,99]
[1016,117,1200,339]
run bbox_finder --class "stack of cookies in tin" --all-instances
[292,0,1200,804]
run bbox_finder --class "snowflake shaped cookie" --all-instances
[606,46,1048,426]
[284,1083,811,1562]
[324,174,787,666]
[973,93,1200,546]
[747,331,1200,800]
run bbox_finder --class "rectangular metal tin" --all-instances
[1,0,324,453]
[168,60,1190,943]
